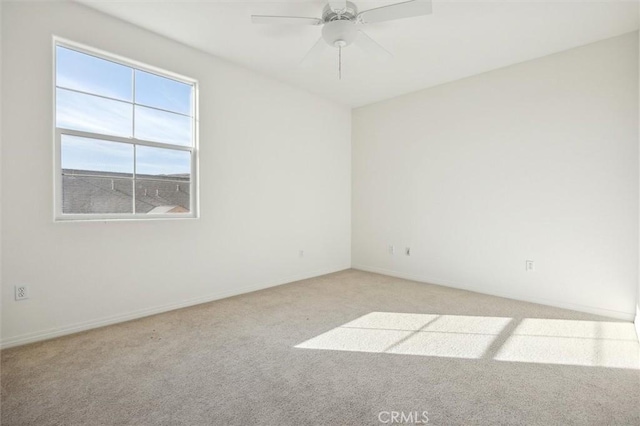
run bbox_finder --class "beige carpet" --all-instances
[2,270,639,425]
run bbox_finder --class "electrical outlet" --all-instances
[299,250,304,258]
[525,260,535,271]
[15,285,29,301]
[389,245,395,255]
[405,247,411,256]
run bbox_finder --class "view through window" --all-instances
[55,41,197,219]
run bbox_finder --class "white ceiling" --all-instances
[81,0,639,107]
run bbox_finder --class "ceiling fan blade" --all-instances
[300,37,328,66]
[357,0,432,24]
[251,15,323,25]
[354,31,392,60]
[329,0,347,12]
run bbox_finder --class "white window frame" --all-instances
[53,37,199,222]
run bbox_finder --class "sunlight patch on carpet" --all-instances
[295,312,640,369]
[296,312,511,359]
[494,318,639,369]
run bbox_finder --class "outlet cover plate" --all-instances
[15,285,29,301]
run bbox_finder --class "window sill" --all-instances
[54,213,199,223]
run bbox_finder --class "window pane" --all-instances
[56,46,132,101]
[136,146,190,179]
[134,105,192,146]
[62,135,134,177]
[62,176,133,214]
[135,179,190,214]
[57,88,133,137]
[135,70,192,116]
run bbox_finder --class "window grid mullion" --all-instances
[54,86,193,119]
[132,69,137,214]
[132,68,136,138]
[133,144,137,214]
[57,127,192,152]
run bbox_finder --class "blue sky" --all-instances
[56,46,193,176]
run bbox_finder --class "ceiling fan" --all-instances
[252,0,433,79]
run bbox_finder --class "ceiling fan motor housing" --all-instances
[322,20,358,48]
[322,1,358,22]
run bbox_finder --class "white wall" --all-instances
[0,2,351,347]
[637,9,640,338]
[0,1,3,345]
[353,33,639,320]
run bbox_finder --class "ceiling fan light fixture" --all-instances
[322,20,357,48]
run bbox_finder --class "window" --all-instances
[54,39,198,220]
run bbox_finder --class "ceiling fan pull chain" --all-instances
[339,45,342,80]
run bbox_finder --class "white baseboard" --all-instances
[0,265,350,350]
[353,264,636,322]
